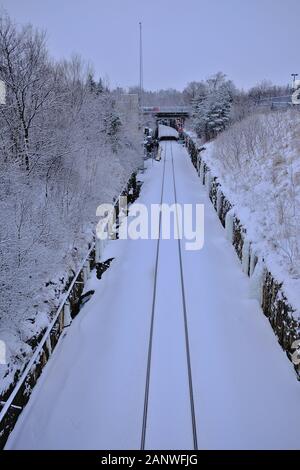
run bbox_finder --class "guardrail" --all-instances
[0,169,143,449]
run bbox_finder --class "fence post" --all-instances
[205,170,212,194]
[83,260,90,284]
[199,160,205,184]
[95,237,102,263]
[197,155,201,176]
[46,336,52,356]
[64,301,72,328]
[217,188,225,219]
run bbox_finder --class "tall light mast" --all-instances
[139,21,143,107]
[291,73,299,90]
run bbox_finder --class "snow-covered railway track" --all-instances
[140,143,167,449]
[8,135,300,451]
[170,142,198,450]
[140,142,198,450]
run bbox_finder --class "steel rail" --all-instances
[140,143,167,450]
[170,142,198,450]
[141,142,198,450]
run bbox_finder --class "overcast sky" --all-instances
[0,0,298,91]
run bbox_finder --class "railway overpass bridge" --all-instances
[142,106,192,130]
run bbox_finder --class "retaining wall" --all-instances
[184,132,300,379]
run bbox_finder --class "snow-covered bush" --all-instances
[203,109,300,312]
[0,15,142,393]
[192,73,235,140]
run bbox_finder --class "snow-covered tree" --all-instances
[192,73,235,140]
[0,13,142,393]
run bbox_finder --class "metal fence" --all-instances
[0,169,142,449]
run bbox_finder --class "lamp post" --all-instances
[291,73,299,90]
[139,22,143,108]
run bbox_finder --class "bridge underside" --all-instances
[142,107,191,134]
[155,113,190,132]
[155,112,190,119]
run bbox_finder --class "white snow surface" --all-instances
[158,124,179,140]
[6,142,300,450]
[191,110,300,316]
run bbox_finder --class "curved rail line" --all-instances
[140,141,198,450]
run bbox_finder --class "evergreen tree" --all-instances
[87,73,97,94]
[192,73,234,140]
[96,77,104,94]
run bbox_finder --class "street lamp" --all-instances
[291,73,299,90]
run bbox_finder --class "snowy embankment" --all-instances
[186,108,300,340]
[7,142,300,450]
[0,14,144,401]
[0,137,142,398]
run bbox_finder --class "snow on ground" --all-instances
[6,142,300,450]
[158,124,179,140]
[0,98,141,397]
[195,109,300,316]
